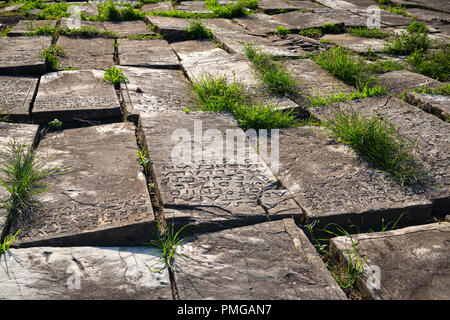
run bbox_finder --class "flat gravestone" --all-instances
[311,96,450,215]
[144,16,190,41]
[378,70,441,95]
[121,66,193,115]
[7,20,57,36]
[32,70,121,124]
[406,92,450,122]
[174,1,212,14]
[56,36,115,70]
[0,123,39,234]
[0,36,51,75]
[0,246,172,299]
[331,222,450,299]
[103,20,154,38]
[141,1,173,12]
[118,39,179,69]
[268,126,431,228]
[9,122,155,247]
[0,75,38,122]
[140,112,302,232]
[320,33,387,52]
[271,10,344,32]
[175,218,347,300]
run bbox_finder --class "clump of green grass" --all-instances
[380,4,408,16]
[411,83,450,96]
[325,109,425,186]
[58,25,118,38]
[89,0,145,21]
[244,43,299,97]
[205,0,256,18]
[0,229,20,257]
[36,2,70,20]
[384,23,431,55]
[146,9,212,19]
[308,85,386,107]
[103,66,128,88]
[298,28,322,38]
[364,58,407,74]
[349,27,390,39]
[321,21,345,34]
[406,21,428,34]
[407,47,450,81]
[24,21,58,36]
[186,19,212,39]
[41,44,65,71]
[274,26,290,36]
[48,119,63,131]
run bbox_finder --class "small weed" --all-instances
[137,149,150,174]
[48,119,63,130]
[147,9,212,19]
[0,229,20,257]
[103,66,128,88]
[126,33,163,40]
[41,45,65,72]
[274,26,290,36]
[407,21,428,34]
[349,27,390,39]
[186,19,212,39]
[380,5,408,17]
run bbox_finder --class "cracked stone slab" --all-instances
[0,36,51,75]
[320,33,387,52]
[144,15,190,41]
[0,75,38,122]
[310,96,450,215]
[9,122,155,247]
[120,66,193,115]
[56,36,115,71]
[271,10,344,31]
[103,20,154,38]
[32,70,122,124]
[174,218,346,300]
[406,92,450,122]
[118,39,180,69]
[140,112,302,232]
[378,70,441,95]
[267,126,432,228]
[0,123,39,234]
[7,19,57,36]
[0,246,172,300]
[330,222,450,300]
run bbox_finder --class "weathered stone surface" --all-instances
[0,3,25,12]
[320,33,387,52]
[356,8,413,27]
[118,39,179,69]
[406,92,450,122]
[175,218,346,300]
[174,1,212,14]
[140,112,302,232]
[271,10,344,31]
[330,222,450,300]
[234,13,291,35]
[59,17,106,31]
[141,1,173,12]
[56,36,115,70]
[103,20,154,38]
[0,75,38,121]
[315,8,368,28]
[0,123,39,233]
[144,15,190,41]
[406,8,450,23]
[121,66,193,114]
[332,0,375,10]
[268,126,431,228]
[7,19,57,36]
[391,0,450,14]
[0,246,172,299]
[310,96,450,215]
[378,70,441,95]
[32,70,121,124]
[0,36,51,75]
[9,122,155,247]
[258,0,324,13]
[314,0,358,10]
[75,3,99,17]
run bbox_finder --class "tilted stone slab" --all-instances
[330,222,450,299]
[0,75,38,122]
[118,39,179,69]
[144,16,190,41]
[0,36,51,75]
[103,20,154,38]
[56,36,115,70]
[174,218,346,300]
[271,10,344,31]
[7,19,57,36]
[320,33,387,52]
[269,126,432,228]
[140,112,302,232]
[0,246,172,299]
[406,92,450,122]
[32,70,121,124]
[121,66,193,114]
[9,122,155,247]
[378,70,441,95]
[311,96,450,215]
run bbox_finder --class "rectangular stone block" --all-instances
[32,70,122,124]
[174,218,347,299]
[141,1,173,12]
[103,20,153,38]
[118,39,180,69]
[406,92,450,122]
[174,1,212,14]
[0,75,38,122]
[320,33,387,53]
[378,70,441,95]
[257,0,324,14]
[7,20,57,36]
[9,122,155,247]
[330,222,450,300]
[271,10,344,31]
[144,15,190,41]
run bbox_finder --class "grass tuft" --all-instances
[103,66,128,88]
[186,19,212,39]
[349,27,390,39]
[41,44,65,71]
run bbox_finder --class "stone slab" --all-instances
[9,122,155,247]
[0,75,38,122]
[258,0,324,14]
[329,0,375,10]
[271,10,344,31]
[314,0,358,10]
[355,8,413,27]
[314,8,368,28]
[234,13,292,36]
[330,222,450,299]
[0,36,51,75]
[32,70,122,124]
[310,96,450,215]
[56,36,115,70]
[378,70,441,95]
[75,3,99,17]
[406,8,450,23]
[7,20,57,36]
[0,246,172,299]
[118,39,179,69]
[269,126,432,228]
[121,66,193,114]
[174,1,212,14]
[406,92,450,122]
[0,3,25,13]
[141,1,173,13]
[140,112,302,232]
[175,218,347,300]
[103,20,153,38]
[321,33,387,52]
[144,15,190,41]
[59,17,106,31]
[392,0,450,14]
